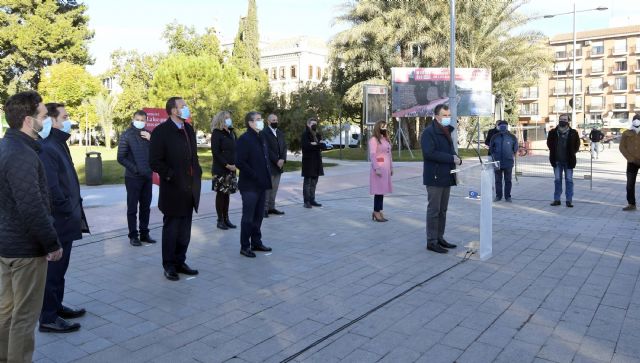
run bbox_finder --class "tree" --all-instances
[92,92,117,149]
[162,22,222,61]
[331,0,551,146]
[105,50,163,128]
[231,0,260,72]
[37,62,102,122]
[0,0,93,100]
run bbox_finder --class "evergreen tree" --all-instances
[231,0,260,71]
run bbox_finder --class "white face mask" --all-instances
[38,117,53,139]
[633,120,640,128]
[255,120,264,131]
[133,120,146,130]
[224,118,232,127]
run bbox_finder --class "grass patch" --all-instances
[70,146,334,185]
[323,147,487,162]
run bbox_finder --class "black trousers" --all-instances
[426,186,450,245]
[215,191,230,221]
[374,195,384,212]
[494,167,513,199]
[40,239,73,324]
[627,162,640,205]
[240,190,266,250]
[125,176,152,239]
[162,214,192,270]
[303,177,319,203]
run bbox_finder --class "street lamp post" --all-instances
[543,5,608,129]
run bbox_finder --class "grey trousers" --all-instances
[264,172,282,211]
[426,186,451,245]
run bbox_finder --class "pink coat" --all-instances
[369,137,393,195]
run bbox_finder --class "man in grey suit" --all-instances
[261,113,287,218]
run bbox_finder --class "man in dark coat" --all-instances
[589,126,604,160]
[37,103,87,333]
[117,110,156,247]
[484,120,500,147]
[489,120,518,202]
[421,104,461,254]
[0,91,62,363]
[547,113,581,208]
[236,111,273,258]
[301,117,327,208]
[261,113,287,217]
[149,97,202,281]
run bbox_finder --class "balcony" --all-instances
[611,47,628,56]
[613,103,629,111]
[587,105,605,112]
[611,65,628,74]
[555,51,568,59]
[519,109,539,116]
[589,68,605,76]
[633,64,640,73]
[552,71,569,78]
[590,48,605,58]
[520,91,539,100]
[551,87,569,95]
[549,106,569,114]
[613,84,628,93]
[588,86,605,94]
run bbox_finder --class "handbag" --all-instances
[213,173,238,194]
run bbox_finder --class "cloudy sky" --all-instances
[84,0,640,75]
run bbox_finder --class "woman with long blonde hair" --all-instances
[369,120,393,222]
[210,111,237,230]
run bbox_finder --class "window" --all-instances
[520,103,538,115]
[614,60,627,72]
[555,80,566,94]
[614,76,627,91]
[573,45,582,57]
[290,65,297,79]
[521,86,538,98]
[555,45,567,59]
[635,95,640,109]
[589,114,603,123]
[637,75,640,90]
[614,39,627,54]
[591,41,604,55]
[636,38,640,53]
[590,77,603,92]
[316,67,322,80]
[590,96,604,111]
[554,62,568,76]
[271,68,277,80]
[614,95,627,109]
[555,98,566,113]
[308,65,313,79]
[612,112,629,120]
[591,59,604,73]
[575,79,582,93]
[279,67,286,79]
[573,61,583,75]
[574,96,583,111]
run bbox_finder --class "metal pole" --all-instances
[571,1,577,129]
[449,0,458,153]
[477,116,481,158]
[339,109,343,160]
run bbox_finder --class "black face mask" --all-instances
[558,121,569,128]
[380,129,387,136]
[270,122,278,129]
[310,124,317,131]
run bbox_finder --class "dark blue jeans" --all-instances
[494,167,513,199]
[240,190,266,250]
[40,239,73,324]
[125,176,152,239]
[553,162,574,202]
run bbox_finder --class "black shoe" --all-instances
[269,209,285,215]
[140,235,156,244]
[310,201,322,207]
[263,210,269,218]
[623,204,637,211]
[240,249,256,258]
[57,306,86,319]
[493,197,502,202]
[252,244,272,252]
[550,200,561,206]
[566,201,574,208]
[129,237,142,247]
[427,244,448,254]
[39,317,81,333]
[438,239,457,249]
[176,263,199,275]
[304,202,312,209]
[217,220,229,230]
[505,198,512,203]
[224,218,237,228]
[164,269,179,281]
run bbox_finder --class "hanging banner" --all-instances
[391,67,493,117]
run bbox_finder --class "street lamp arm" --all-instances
[540,6,608,19]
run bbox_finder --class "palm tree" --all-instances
[92,93,117,149]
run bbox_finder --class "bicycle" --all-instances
[517,143,528,157]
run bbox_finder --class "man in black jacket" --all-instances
[0,91,62,363]
[117,110,156,247]
[547,114,581,207]
[589,127,604,160]
[37,103,87,334]
[301,118,327,208]
[236,111,273,258]
[261,113,287,218]
[149,97,202,281]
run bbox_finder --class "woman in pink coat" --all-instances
[369,120,393,222]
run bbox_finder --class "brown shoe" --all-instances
[623,204,636,211]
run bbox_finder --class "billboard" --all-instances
[391,68,493,117]
[142,108,168,132]
[363,85,388,125]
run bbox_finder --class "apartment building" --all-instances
[518,25,640,132]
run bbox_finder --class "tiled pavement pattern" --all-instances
[33,148,640,363]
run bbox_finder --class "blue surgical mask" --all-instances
[498,125,508,132]
[133,120,146,130]
[180,106,190,120]
[440,117,451,127]
[255,120,264,131]
[224,118,232,127]
[61,120,73,134]
[38,117,53,139]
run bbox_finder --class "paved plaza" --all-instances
[33,147,640,363]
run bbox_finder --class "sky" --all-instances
[84,0,640,75]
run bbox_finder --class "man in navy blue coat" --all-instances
[38,103,87,333]
[236,111,273,258]
[489,120,518,202]
[421,104,461,254]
